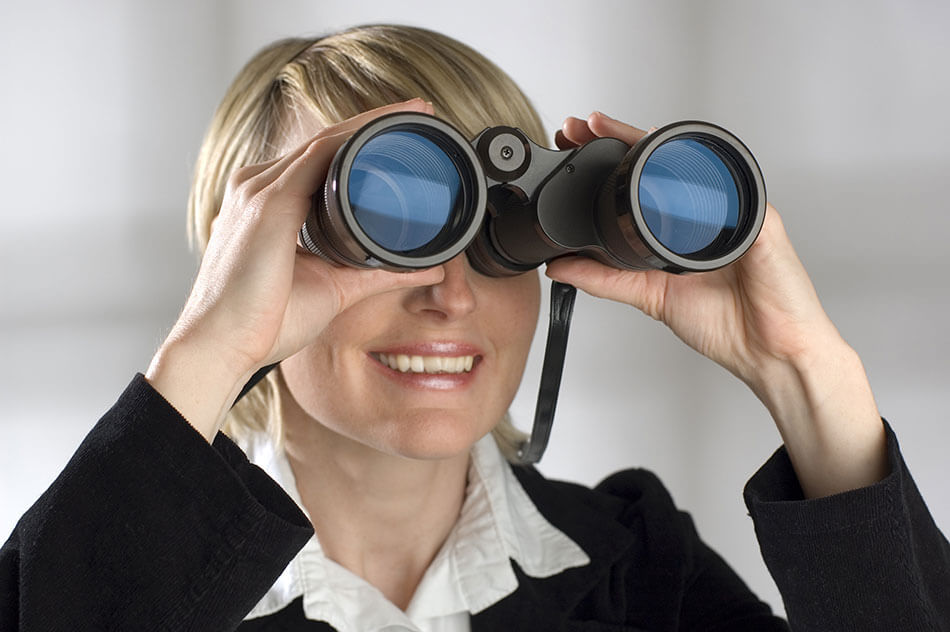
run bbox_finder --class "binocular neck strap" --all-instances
[516,280,577,465]
[235,362,278,406]
[234,280,578,466]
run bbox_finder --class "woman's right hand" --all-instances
[146,99,445,441]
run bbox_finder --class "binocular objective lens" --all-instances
[348,130,463,253]
[638,138,741,257]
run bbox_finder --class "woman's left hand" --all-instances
[546,112,887,498]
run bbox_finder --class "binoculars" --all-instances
[299,112,765,276]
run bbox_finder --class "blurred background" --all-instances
[2,0,948,616]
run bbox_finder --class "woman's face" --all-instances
[278,110,541,460]
[281,255,541,459]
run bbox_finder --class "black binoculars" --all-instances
[299,112,765,276]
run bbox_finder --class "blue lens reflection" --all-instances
[638,138,739,256]
[348,130,461,253]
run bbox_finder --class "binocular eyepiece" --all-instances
[299,112,765,276]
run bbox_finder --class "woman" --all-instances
[2,24,947,631]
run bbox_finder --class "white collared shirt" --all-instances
[239,432,590,632]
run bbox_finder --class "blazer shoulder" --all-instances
[512,464,687,539]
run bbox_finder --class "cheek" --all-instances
[280,338,339,415]
[279,304,380,419]
[489,273,542,372]
[505,274,542,339]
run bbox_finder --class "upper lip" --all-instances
[369,341,484,357]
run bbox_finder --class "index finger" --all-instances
[308,98,435,144]
[271,98,435,202]
[558,112,650,148]
[586,111,649,145]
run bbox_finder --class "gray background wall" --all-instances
[2,0,948,617]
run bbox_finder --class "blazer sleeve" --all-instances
[0,374,314,632]
[744,420,950,631]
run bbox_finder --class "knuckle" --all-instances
[228,174,270,210]
[226,164,258,191]
[329,278,349,314]
[225,172,256,204]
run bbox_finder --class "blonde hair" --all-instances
[188,25,545,461]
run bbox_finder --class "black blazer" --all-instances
[2,375,948,631]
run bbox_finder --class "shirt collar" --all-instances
[239,431,589,631]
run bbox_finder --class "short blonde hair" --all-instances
[188,25,546,461]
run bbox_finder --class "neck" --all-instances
[278,381,469,610]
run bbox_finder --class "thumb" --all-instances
[348,266,447,303]
[545,256,667,320]
[295,260,446,315]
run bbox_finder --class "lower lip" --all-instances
[368,355,480,391]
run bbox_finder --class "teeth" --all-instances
[376,353,476,374]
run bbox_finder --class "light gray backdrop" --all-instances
[2,0,948,617]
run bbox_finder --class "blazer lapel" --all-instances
[471,465,642,630]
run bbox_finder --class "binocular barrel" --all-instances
[300,112,766,276]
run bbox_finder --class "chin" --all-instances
[372,409,491,461]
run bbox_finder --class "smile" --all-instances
[372,353,476,374]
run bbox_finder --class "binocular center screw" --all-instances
[500,145,514,160]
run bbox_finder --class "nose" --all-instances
[403,256,477,321]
